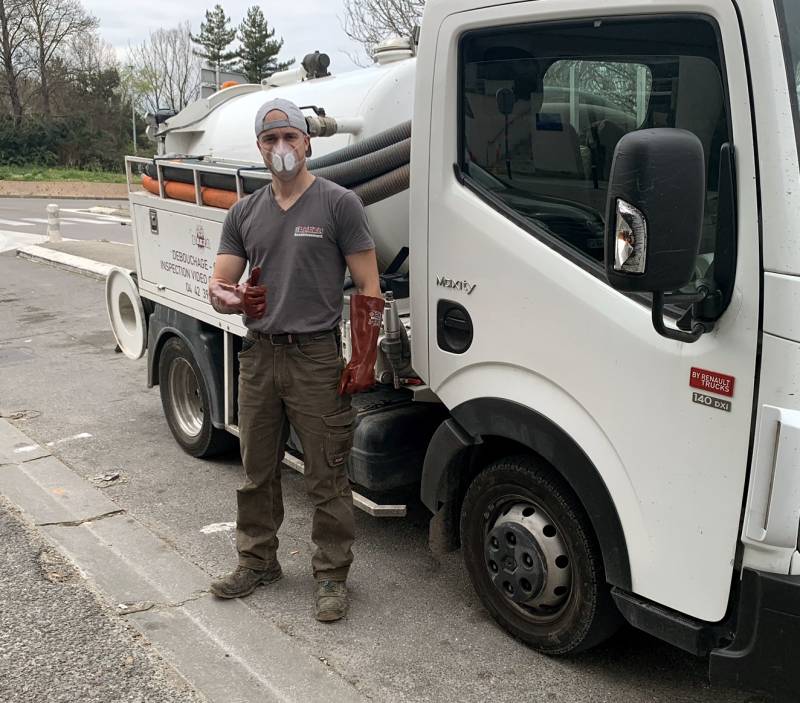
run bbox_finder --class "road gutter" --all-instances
[0,418,365,703]
[16,244,118,280]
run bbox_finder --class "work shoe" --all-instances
[210,563,282,599]
[315,579,348,622]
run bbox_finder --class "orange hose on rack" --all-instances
[142,174,238,209]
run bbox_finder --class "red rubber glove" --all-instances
[208,266,266,318]
[338,294,384,395]
[241,267,266,319]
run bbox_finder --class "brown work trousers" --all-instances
[236,330,356,581]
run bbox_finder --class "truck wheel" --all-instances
[158,336,234,458]
[461,455,620,654]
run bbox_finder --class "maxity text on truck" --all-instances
[106,0,800,696]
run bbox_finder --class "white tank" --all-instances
[162,58,416,270]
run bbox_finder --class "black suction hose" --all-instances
[307,120,411,170]
[352,163,410,207]
[309,138,410,188]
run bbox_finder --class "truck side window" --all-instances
[460,18,730,285]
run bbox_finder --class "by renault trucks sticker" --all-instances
[690,367,735,412]
[690,367,735,397]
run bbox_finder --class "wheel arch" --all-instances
[146,304,226,429]
[422,397,632,591]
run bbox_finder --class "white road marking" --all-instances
[21,218,50,223]
[45,432,93,447]
[93,215,131,224]
[62,208,131,224]
[0,218,34,226]
[60,217,109,225]
[13,444,39,453]
[200,522,236,534]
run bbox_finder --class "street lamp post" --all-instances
[128,65,137,155]
[132,100,137,154]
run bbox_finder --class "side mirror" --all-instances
[604,128,708,342]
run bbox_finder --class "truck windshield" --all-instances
[778,0,800,163]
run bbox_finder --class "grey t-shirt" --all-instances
[217,177,375,334]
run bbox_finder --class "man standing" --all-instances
[207,98,384,622]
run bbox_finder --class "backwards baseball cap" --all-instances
[254,98,308,137]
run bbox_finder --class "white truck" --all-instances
[108,0,800,696]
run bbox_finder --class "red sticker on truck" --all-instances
[690,368,735,397]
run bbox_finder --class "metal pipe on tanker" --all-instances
[306,116,364,138]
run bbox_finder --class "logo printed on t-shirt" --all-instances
[294,225,324,239]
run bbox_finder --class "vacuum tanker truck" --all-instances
[109,0,800,695]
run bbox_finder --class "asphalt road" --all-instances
[0,197,131,244]
[0,251,775,703]
[0,496,206,703]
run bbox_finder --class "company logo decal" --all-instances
[294,225,324,239]
[192,224,209,249]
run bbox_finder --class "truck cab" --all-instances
[409,0,800,693]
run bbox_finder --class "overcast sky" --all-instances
[83,0,367,72]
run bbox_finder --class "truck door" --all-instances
[424,1,760,622]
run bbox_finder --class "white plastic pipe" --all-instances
[46,203,61,243]
[264,66,307,87]
[333,117,364,135]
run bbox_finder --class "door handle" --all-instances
[437,300,473,353]
[443,312,470,331]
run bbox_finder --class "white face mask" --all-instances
[266,141,303,181]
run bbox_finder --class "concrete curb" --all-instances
[16,244,119,280]
[0,418,366,703]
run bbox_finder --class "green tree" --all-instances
[191,4,237,75]
[237,6,293,83]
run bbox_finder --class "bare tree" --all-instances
[0,0,29,124]
[127,22,201,115]
[341,0,424,61]
[24,0,97,115]
[66,30,116,80]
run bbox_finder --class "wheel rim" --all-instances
[168,357,203,438]
[484,498,573,622]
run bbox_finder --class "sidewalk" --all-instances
[0,496,207,703]
[0,418,366,703]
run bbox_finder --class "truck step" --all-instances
[281,452,407,517]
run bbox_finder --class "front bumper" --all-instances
[710,568,800,698]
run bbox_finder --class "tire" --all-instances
[158,336,235,458]
[460,454,620,654]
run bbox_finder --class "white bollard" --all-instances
[46,203,61,243]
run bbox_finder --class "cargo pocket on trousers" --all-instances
[322,408,357,487]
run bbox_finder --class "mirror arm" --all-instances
[662,284,709,307]
[651,291,707,343]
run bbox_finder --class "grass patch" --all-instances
[0,165,127,183]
